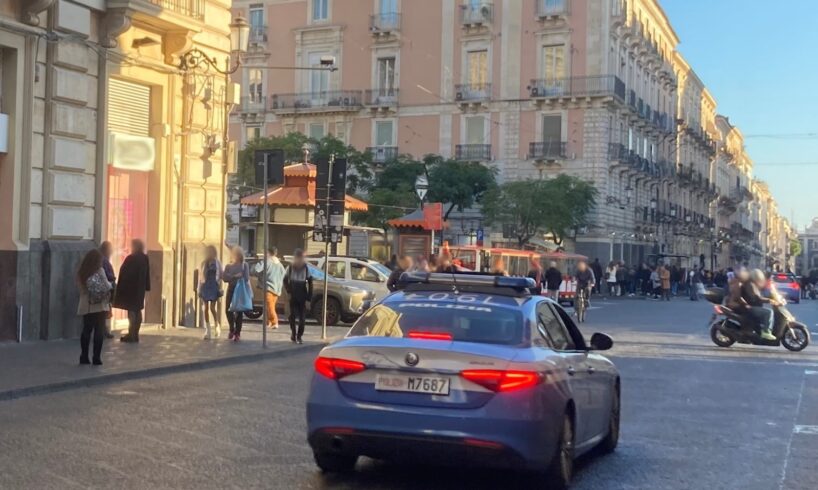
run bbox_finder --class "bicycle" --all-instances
[575,286,590,323]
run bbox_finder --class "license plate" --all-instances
[375,374,450,395]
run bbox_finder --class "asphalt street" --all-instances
[2,297,818,489]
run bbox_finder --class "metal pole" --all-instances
[262,153,269,348]
[431,229,435,257]
[321,154,334,341]
[16,305,23,343]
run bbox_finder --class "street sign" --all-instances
[422,203,443,231]
[415,174,428,201]
[476,228,484,247]
[313,156,347,243]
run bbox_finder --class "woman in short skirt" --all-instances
[199,245,222,339]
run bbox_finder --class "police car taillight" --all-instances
[407,331,453,341]
[315,357,366,380]
[460,369,542,392]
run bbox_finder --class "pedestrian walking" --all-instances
[627,266,637,296]
[526,258,544,295]
[490,257,509,276]
[615,262,627,297]
[99,241,116,339]
[223,246,251,342]
[254,246,286,330]
[649,267,661,299]
[659,264,671,301]
[544,261,563,301]
[670,265,681,296]
[284,249,313,344]
[605,261,618,297]
[114,239,150,343]
[591,258,603,295]
[76,249,112,365]
[198,245,223,340]
[688,267,702,301]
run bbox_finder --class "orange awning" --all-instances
[240,186,368,212]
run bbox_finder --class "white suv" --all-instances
[307,256,391,301]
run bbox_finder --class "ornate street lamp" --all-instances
[179,14,250,74]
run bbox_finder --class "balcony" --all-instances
[365,88,399,109]
[536,0,569,18]
[270,91,363,115]
[528,75,625,104]
[460,3,494,26]
[145,0,204,19]
[627,89,636,110]
[370,12,401,35]
[239,96,266,114]
[608,142,628,162]
[455,144,492,162]
[529,141,567,161]
[367,146,399,164]
[455,83,492,104]
[249,25,267,45]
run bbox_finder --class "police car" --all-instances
[306,273,620,488]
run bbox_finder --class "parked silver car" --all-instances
[246,258,373,326]
[307,256,392,301]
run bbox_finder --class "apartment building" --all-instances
[230,0,791,268]
[0,0,235,341]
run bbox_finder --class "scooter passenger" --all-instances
[740,269,777,341]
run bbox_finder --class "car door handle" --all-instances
[587,366,596,374]
[567,366,576,376]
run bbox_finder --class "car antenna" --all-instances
[450,271,460,295]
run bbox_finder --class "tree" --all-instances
[425,157,497,220]
[235,132,311,187]
[482,176,598,248]
[351,157,425,235]
[790,238,802,261]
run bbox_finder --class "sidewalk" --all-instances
[0,321,346,401]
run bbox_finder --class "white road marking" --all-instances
[793,425,818,435]
[806,370,818,375]
[778,371,808,490]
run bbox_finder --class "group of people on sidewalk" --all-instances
[75,239,150,365]
[196,246,314,345]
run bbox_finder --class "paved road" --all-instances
[2,298,818,489]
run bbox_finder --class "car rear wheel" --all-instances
[598,384,620,454]
[313,451,357,474]
[544,412,574,489]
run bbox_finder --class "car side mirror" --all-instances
[589,332,613,351]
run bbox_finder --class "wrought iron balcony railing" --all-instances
[455,144,492,162]
[608,142,629,161]
[536,0,569,17]
[455,83,492,102]
[365,88,399,106]
[528,75,625,101]
[270,91,364,112]
[239,96,266,113]
[367,146,399,163]
[460,2,494,25]
[370,12,401,32]
[249,25,267,44]
[529,141,567,160]
[147,0,204,19]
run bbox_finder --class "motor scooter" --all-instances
[704,285,810,352]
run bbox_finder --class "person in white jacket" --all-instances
[254,246,286,329]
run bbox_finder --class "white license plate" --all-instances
[375,374,451,395]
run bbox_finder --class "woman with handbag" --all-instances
[223,246,251,342]
[198,245,223,340]
[76,249,113,365]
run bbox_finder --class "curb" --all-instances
[0,342,324,402]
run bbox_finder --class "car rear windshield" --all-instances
[348,294,524,345]
[772,274,794,283]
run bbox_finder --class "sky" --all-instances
[661,0,818,231]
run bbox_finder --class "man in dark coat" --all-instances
[114,239,151,343]
[591,259,603,294]
[387,255,413,292]
[544,261,564,301]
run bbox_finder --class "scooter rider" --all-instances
[740,269,778,341]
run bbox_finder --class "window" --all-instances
[467,50,488,88]
[542,44,565,83]
[351,263,380,282]
[248,69,263,101]
[537,303,575,351]
[327,260,346,279]
[312,0,328,21]
[309,123,325,140]
[542,115,561,144]
[465,116,485,144]
[249,5,264,28]
[379,0,397,14]
[375,120,394,146]
[308,53,330,94]
[245,126,261,143]
[377,57,397,95]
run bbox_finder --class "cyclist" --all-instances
[574,260,596,309]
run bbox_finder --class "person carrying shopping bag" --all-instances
[76,249,113,365]
[223,246,252,342]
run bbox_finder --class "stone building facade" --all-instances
[0,0,235,341]
[228,0,791,268]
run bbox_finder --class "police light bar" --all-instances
[399,272,535,290]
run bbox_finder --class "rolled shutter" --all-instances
[108,78,151,137]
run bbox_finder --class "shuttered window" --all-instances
[108,78,151,137]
